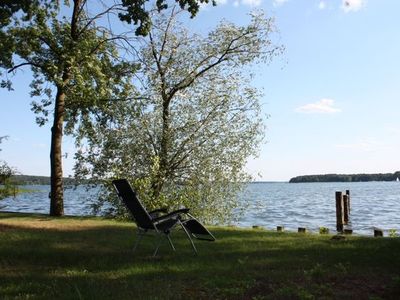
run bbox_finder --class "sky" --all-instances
[1,0,399,181]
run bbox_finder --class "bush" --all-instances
[0,160,16,200]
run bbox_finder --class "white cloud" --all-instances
[227,0,264,7]
[295,98,341,114]
[273,0,289,6]
[341,0,365,13]
[200,0,227,10]
[335,138,391,152]
[318,1,326,10]
[242,0,262,7]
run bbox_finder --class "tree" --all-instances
[75,9,283,223]
[119,0,215,35]
[0,0,217,217]
[0,136,17,200]
[0,1,135,215]
[0,161,16,200]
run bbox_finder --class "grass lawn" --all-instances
[0,212,399,299]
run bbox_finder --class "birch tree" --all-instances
[75,9,283,223]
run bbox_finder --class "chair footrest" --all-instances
[181,219,216,241]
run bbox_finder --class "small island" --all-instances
[289,171,400,183]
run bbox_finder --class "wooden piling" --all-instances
[374,228,383,237]
[346,190,351,214]
[343,194,349,225]
[277,226,284,232]
[336,191,344,232]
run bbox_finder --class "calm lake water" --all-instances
[1,182,399,235]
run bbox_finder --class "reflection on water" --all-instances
[1,182,399,235]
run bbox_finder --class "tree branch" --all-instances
[168,28,257,99]
[149,31,168,102]
[78,4,122,37]
[7,62,42,73]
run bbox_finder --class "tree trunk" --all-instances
[152,98,170,199]
[49,0,81,216]
[49,86,66,216]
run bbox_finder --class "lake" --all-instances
[1,182,399,235]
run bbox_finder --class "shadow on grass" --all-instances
[1,214,400,299]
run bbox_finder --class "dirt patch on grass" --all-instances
[0,223,15,232]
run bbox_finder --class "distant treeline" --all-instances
[10,175,79,185]
[289,171,400,183]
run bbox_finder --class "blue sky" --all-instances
[1,0,399,181]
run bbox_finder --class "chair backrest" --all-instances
[112,179,155,230]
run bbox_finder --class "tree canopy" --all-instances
[119,0,215,35]
[0,0,136,215]
[0,0,218,216]
[75,9,283,223]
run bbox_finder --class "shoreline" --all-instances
[1,211,398,238]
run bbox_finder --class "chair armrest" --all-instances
[152,208,190,223]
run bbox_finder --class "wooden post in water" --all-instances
[346,190,351,214]
[343,194,349,225]
[374,228,383,237]
[298,227,306,233]
[336,191,344,232]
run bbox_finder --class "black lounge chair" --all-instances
[112,179,215,256]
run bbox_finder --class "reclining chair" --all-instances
[112,179,215,256]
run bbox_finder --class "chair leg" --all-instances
[153,233,176,256]
[133,229,145,252]
[153,235,162,257]
[179,221,197,254]
[166,234,176,251]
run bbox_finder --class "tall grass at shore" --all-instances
[0,186,39,199]
[1,212,399,299]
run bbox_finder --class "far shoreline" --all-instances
[289,171,400,183]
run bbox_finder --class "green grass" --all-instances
[1,212,399,299]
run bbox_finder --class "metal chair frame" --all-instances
[112,179,200,256]
[132,219,198,256]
